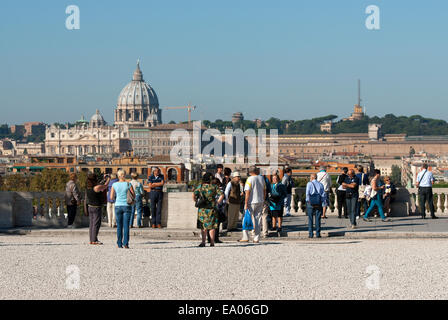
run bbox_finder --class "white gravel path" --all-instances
[1,235,447,300]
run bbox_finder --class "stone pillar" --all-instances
[436,193,443,214]
[12,192,33,227]
[164,192,197,229]
[0,192,14,228]
[444,194,448,214]
[333,190,338,214]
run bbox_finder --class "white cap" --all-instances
[231,171,241,177]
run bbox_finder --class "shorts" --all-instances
[271,210,283,218]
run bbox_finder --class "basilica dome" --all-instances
[114,61,161,127]
[90,109,106,128]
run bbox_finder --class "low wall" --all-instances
[0,191,198,230]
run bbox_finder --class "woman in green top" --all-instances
[192,172,224,247]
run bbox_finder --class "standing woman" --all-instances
[130,172,144,228]
[110,170,135,248]
[86,173,109,245]
[65,173,82,228]
[193,172,224,247]
[269,174,287,232]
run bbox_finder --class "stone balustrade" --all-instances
[0,191,198,229]
[2,188,448,229]
[292,187,448,216]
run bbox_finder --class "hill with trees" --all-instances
[200,114,448,136]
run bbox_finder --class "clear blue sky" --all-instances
[1,0,447,125]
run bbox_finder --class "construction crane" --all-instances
[163,104,197,124]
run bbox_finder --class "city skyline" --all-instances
[1,0,448,124]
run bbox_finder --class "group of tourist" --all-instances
[64,167,165,248]
[64,162,438,248]
[193,165,295,247]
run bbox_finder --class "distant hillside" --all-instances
[202,114,448,136]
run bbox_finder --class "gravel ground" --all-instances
[1,235,448,300]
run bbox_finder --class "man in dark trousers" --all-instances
[148,167,165,228]
[416,163,438,219]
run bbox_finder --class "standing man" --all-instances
[225,171,244,231]
[306,173,327,238]
[106,174,118,228]
[65,173,82,228]
[281,168,294,217]
[240,166,266,244]
[261,173,272,238]
[342,169,360,229]
[148,167,165,228]
[336,167,348,218]
[416,163,438,219]
[215,164,224,184]
[316,166,332,219]
[356,165,369,219]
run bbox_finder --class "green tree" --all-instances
[390,165,402,186]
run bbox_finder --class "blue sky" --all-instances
[1,0,447,125]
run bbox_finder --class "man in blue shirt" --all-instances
[416,163,437,219]
[305,173,328,238]
[148,167,165,228]
[355,165,370,219]
[342,169,360,229]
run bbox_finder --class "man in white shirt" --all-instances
[416,163,437,219]
[240,166,266,243]
[316,166,332,219]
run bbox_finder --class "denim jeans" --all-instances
[130,194,143,227]
[346,196,358,226]
[364,198,386,220]
[306,204,322,237]
[115,205,132,247]
[284,194,292,215]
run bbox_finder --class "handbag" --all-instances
[242,209,254,231]
[358,174,367,199]
[127,183,135,205]
[195,188,208,208]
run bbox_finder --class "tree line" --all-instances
[199,114,448,136]
[0,170,88,192]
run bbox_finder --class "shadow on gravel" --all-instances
[299,241,362,245]
[140,241,171,245]
[147,242,283,250]
[0,242,76,247]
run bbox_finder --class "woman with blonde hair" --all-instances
[110,170,135,248]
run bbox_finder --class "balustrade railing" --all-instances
[292,187,448,216]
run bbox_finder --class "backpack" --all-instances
[309,181,322,206]
[228,181,242,204]
[269,183,282,203]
